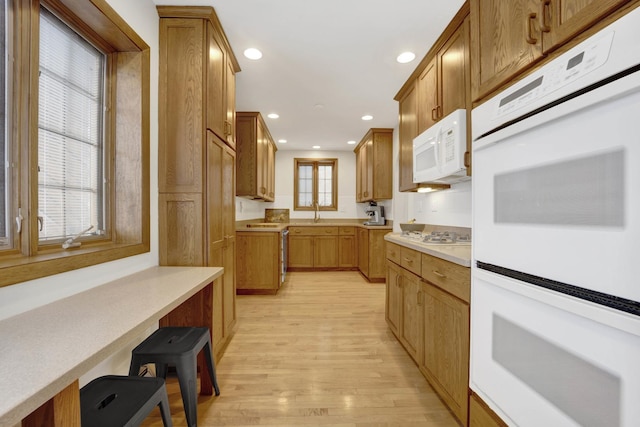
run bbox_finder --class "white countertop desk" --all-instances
[0,266,223,427]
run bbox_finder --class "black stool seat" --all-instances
[129,327,219,427]
[80,375,172,427]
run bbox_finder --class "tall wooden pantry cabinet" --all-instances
[157,6,240,363]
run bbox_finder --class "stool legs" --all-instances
[175,355,198,427]
[203,339,220,396]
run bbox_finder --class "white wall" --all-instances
[0,0,160,382]
[390,127,472,232]
[236,149,393,221]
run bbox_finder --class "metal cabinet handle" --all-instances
[526,12,538,44]
[432,270,446,279]
[403,257,413,264]
[417,290,423,306]
[540,0,551,32]
[431,107,438,121]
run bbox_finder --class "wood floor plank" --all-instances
[141,271,460,426]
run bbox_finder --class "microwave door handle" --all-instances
[435,126,443,172]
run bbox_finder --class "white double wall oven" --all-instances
[471,6,640,426]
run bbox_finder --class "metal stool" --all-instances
[80,375,172,427]
[129,327,220,427]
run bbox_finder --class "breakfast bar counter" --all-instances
[0,266,223,427]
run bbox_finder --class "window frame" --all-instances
[293,157,338,211]
[0,0,150,287]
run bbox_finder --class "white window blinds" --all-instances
[38,8,105,242]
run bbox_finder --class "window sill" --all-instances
[0,242,150,288]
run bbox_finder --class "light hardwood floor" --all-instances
[143,271,460,426]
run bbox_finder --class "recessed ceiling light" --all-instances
[312,145,321,149]
[267,113,279,119]
[397,51,416,63]
[361,115,373,121]
[347,140,356,145]
[243,48,262,60]
[278,139,287,143]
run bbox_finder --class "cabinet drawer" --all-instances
[288,226,339,236]
[339,226,356,235]
[421,253,470,303]
[385,241,402,264]
[400,247,421,276]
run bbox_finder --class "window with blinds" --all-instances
[37,7,105,242]
[293,158,338,210]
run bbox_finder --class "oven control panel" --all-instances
[495,31,615,118]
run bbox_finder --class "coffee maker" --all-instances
[364,203,385,226]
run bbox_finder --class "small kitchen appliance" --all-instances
[364,204,385,225]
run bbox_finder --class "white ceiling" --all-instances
[152,0,465,151]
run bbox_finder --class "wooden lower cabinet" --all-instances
[236,231,281,294]
[385,240,471,426]
[314,235,339,268]
[338,227,357,268]
[469,392,508,427]
[288,234,314,268]
[287,226,366,271]
[358,228,387,282]
[420,280,470,424]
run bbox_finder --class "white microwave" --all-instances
[413,108,469,184]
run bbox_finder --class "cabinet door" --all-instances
[417,57,438,133]
[470,0,543,101]
[422,282,470,424]
[439,18,469,118]
[266,140,276,201]
[400,269,422,361]
[236,232,280,291]
[256,119,267,199]
[222,143,236,336]
[206,22,225,141]
[541,0,627,52]
[338,235,357,268]
[357,228,369,276]
[398,82,419,192]
[224,55,237,149]
[385,261,403,337]
[288,235,314,268]
[313,235,338,268]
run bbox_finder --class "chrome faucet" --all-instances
[313,201,320,223]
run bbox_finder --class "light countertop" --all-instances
[0,266,223,427]
[385,233,471,267]
[237,219,393,232]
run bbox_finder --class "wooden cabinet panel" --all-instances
[541,0,628,53]
[357,227,369,276]
[385,260,403,337]
[398,81,419,192]
[470,392,508,427]
[400,269,422,361]
[338,234,357,268]
[385,241,402,265]
[236,112,277,201]
[224,55,237,149]
[158,6,239,363]
[439,18,469,118]
[158,19,204,194]
[206,21,225,140]
[422,253,471,303]
[236,232,280,292]
[288,235,314,268]
[421,282,470,425]
[470,0,627,102]
[354,129,393,202]
[400,246,421,276]
[470,0,544,102]
[418,58,438,134]
[158,193,203,266]
[314,235,339,268]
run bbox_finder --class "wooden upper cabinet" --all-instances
[206,22,225,142]
[395,5,470,192]
[354,128,393,202]
[540,0,628,50]
[398,82,418,192]
[417,58,438,134]
[225,56,237,149]
[470,0,629,102]
[236,112,277,201]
